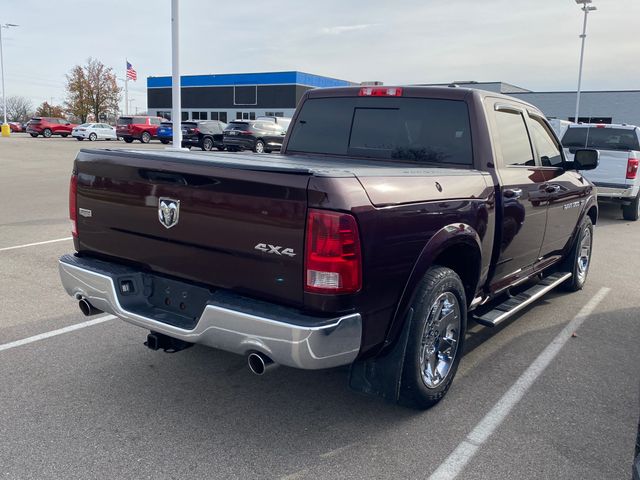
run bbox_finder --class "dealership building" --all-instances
[146,71,352,123]
[147,73,640,127]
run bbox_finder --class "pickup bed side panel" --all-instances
[308,174,494,357]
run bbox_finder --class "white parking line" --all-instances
[428,287,611,480]
[0,237,73,252]
[0,315,116,353]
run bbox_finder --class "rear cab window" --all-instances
[562,127,640,151]
[286,96,473,166]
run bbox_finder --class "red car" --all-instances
[8,122,23,133]
[116,115,164,143]
[27,117,77,138]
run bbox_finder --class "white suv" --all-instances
[562,123,640,221]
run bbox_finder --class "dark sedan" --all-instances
[222,120,287,153]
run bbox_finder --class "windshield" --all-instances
[562,127,640,151]
[286,97,473,165]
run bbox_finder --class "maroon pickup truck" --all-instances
[59,86,600,409]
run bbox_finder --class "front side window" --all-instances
[529,117,563,167]
[287,97,473,165]
[494,110,535,167]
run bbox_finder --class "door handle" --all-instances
[504,188,523,199]
[544,184,561,194]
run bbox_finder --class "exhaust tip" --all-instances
[78,299,102,317]
[248,352,276,375]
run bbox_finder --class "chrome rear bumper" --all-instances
[58,255,362,369]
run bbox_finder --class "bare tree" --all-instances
[5,96,33,123]
[65,58,121,124]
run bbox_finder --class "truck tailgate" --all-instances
[74,149,311,307]
[565,148,633,186]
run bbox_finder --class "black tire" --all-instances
[560,216,593,292]
[201,136,214,151]
[253,140,265,153]
[622,194,640,221]
[123,137,134,143]
[89,133,97,141]
[398,266,467,409]
[160,139,170,144]
[140,131,151,144]
[30,133,38,138]
[43,128,52,138]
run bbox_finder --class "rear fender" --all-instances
[383,223,482,349]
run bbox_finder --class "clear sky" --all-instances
[1,0,638,113]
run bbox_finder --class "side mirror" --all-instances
[571,149,599,170]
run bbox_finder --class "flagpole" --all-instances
[124,60,129,115]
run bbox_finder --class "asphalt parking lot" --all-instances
[1,134,638,480]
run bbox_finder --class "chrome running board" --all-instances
[473,272,572,327]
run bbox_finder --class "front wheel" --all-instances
[254,140,265,153]
[561,216,593,292]
[140,131,151,143]
[622,194,640,221]
[398,266,467,409]
[43,128,52,138]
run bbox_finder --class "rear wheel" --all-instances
[622,194,640,221]
[89,133,97,141]
[561,216,593,292]
[254,140,265,153]
[398,266,466,409]
[202,136,214,151]
[140,131,151,143]
[43,128,52,138]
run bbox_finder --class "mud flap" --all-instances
[348,308,413,403]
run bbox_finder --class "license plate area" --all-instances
[115,272,212,330]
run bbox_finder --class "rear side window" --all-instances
[494,111,535,167]
[562,127,640,151]
[287,97,473,165]
[528,117,563,167]
[118,118,133,125]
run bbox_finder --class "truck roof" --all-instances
[567,123,638,130]
[304,85,542,112]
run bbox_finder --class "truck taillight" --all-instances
[359,87,403,97]
[627,157,639,180]
[304,209,362,294]
[69,174,78,237]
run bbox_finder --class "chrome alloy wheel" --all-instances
[419,291,461,389]
[255,141,265,153]
[576,226,592,283]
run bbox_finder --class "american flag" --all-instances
[126,61,137,81]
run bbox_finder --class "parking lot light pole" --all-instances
[169,0,185,150]
[574,0,596,123]
[0,23,19,137]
